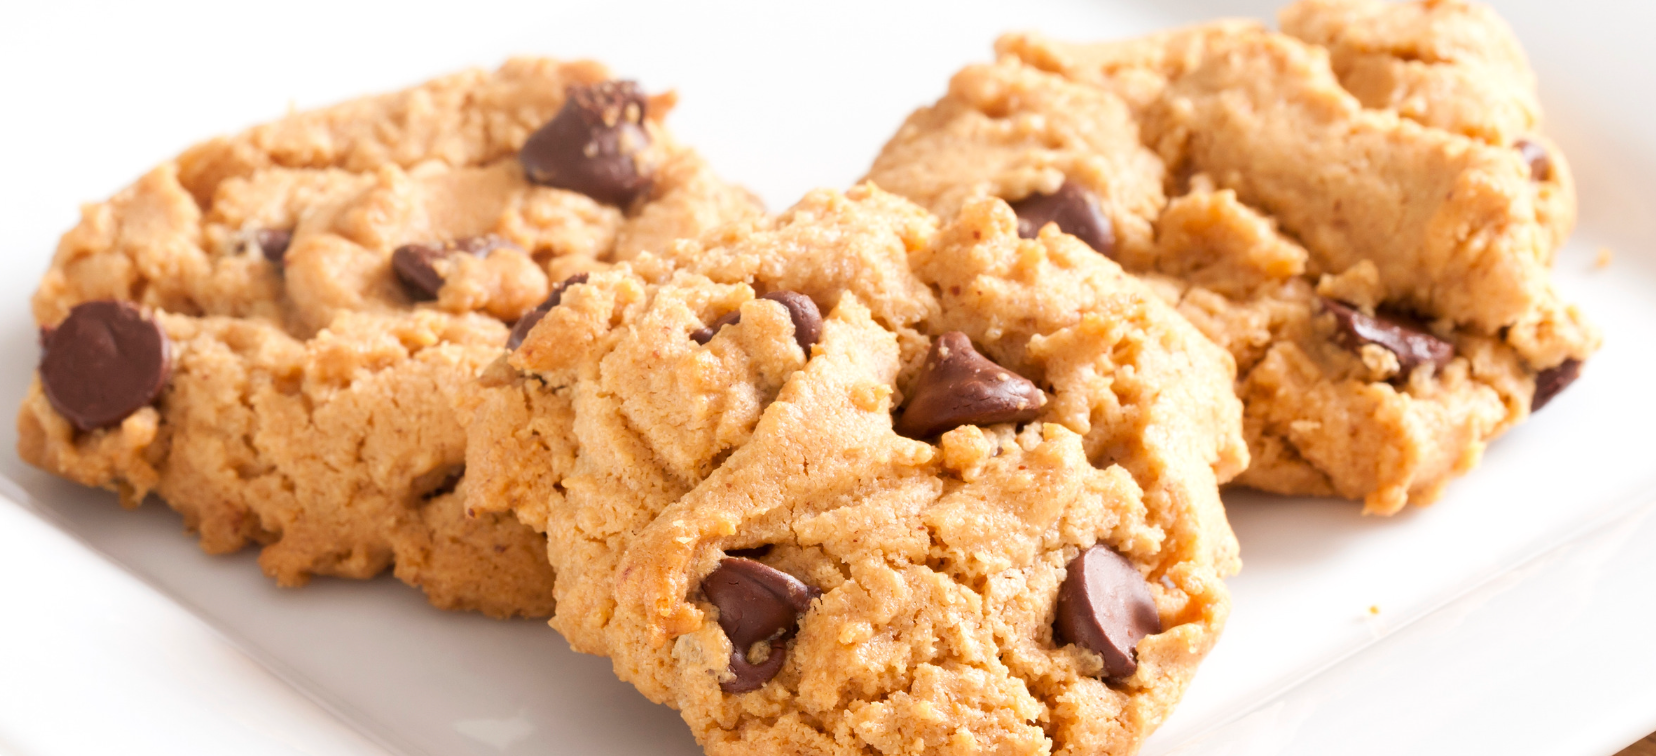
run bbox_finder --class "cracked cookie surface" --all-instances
[17,58,760,616]
[866,0,1599,514]
[468,185,1245,754]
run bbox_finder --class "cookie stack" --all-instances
[16,1,1597,754]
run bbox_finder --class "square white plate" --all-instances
[2,1,1653,754]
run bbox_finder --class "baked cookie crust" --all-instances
[468,185,1245,754]
[18,58,760,616]
[867,0,1599,514]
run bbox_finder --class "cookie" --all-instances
[17,59,761,616]
[1279,0,1541,147]
[467,185,1246,754]
[866,0,1599,514]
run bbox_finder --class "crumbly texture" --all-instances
[468,185,1246,755]
[18,58,760,616]
[867,0,1599,514]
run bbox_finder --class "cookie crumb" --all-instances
[1596,247,1614,269]
[938,424,994,481]
[1368,604,1380,616]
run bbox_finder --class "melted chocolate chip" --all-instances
[507,272,590,350]
[1054,544,1162,680]
[1516,139,1553,183]
[520,81,654,206]
[1531,359,1582,412]
[690,291,823,353]
[1322,298,1455,373]
[254,229,292,264]
[701,558,819,693]
[391,243,450,301]
[39,301,172,432]
[1009,181,1115,257]
[894,332,1046,438]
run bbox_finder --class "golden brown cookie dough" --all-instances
[468,185,1246,754]
[868,1,1599,514]
[1280,0,1540,146]
[18,58,760,616]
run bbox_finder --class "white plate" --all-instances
[2,1,1654,754]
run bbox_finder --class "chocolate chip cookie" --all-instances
[17,58,760,616]
[467,185,1246,753]
[866,0,1600,514]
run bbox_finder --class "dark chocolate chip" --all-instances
[894,332,1046,438]
[1054,544,1162,680]
[1322,298,1455,373]
[701,557,819,694]
[1515,139,1553,183]
[39,300,172,432]
[419,465,465,501]
[520,80,654,206]
[254,229,292,264]
[690,310,741,346]
[507,272,590,350]
[391,243,450,301]
[690,291,823,353]
[1009,181,1115,257]
[725,545,772,559]
[395,237,519,302]
[542,272,590,311]
[762,291,823,353]
[1531,358,1582,412]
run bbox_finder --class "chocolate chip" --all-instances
[1516,139,1553,183]
[763,291,824,352]
[1009,181,1115,256]
[1531,358,1582,412]
[254,229,292,264]
[393,236,522,302]
[507,272,590,350]
[544,273,589,310]
[701,557,819,693]
[690,310,741,346]
[419,465,465,501]
[520,81,654,206]
[894,332,1046,438]
[39,300,172,432]
[1322,298,1455,373]
[391,243,450,301]
[690,291,823,353]
[1054,544,1162,680]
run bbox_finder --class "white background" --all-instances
[2,2,1654,755]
